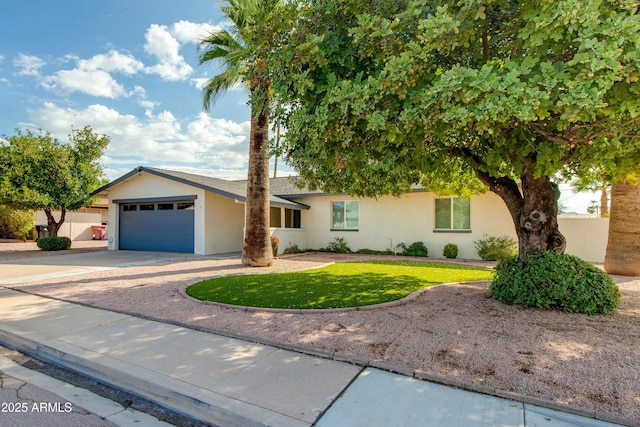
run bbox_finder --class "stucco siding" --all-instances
[559,217,609,263]
[204,192,244,254]
[294,192,516,260]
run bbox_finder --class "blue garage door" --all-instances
[119,200,194,252]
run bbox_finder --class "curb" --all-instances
[0,325,316,427]
[1,288,635,427]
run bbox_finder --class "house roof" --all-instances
[91,166,310,209]
[240,176,325,198]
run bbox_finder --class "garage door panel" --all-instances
[119,203,194,253]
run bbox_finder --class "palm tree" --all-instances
[604,178,640,276]
[199,0,283,266]
[571,170,610,217]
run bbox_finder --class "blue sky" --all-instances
[0,0,596,212]
[0,0,271,181]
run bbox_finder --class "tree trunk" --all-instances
[44,207,65,237]
[599,186,609,217]
[241,108,273,267]
[604,181,640,275]
[476,169,566,257]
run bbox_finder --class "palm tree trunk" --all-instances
[604,181,640,275]
[599,186,609,217]
[242,108,273,267]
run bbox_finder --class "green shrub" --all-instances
[474,235,517,261]
[283,243,303,254]
[402,241,428,257]
[355,248,395,255]
[0,206,34,241]
[36,236,72,251]
[323,237,351,253]
[490,252,621,315]
[443,243,458,259]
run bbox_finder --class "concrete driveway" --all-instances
[0,248,204,284]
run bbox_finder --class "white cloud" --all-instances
[29,102,251,172]
[37,50,144,98]
[77,50,145,75]
[14,53,46,76]
[144,24,193,81]
[133,85,159,110]
[171,20,221,45]
[41,69,128,98]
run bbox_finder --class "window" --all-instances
[123,204,137,212]
[139,204,155,211]
[270,207,282,228]
[332,201,358,230]
[158,203,174,210]
[435,197,470,230]
[285,209,301,229]
[177,202,194,210]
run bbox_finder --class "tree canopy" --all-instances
[269,0,640,256]
[0,126,109,236]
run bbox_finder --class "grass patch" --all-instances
[186,261,494,309]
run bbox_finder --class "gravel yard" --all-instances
[1,243,639,424]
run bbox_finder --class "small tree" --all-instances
[0,126,109,237]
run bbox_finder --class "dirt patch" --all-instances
[2,251,639,423]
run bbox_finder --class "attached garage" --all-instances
[117,198,195,253]
[91,166,308,256]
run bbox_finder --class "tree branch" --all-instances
[530,116,640,146]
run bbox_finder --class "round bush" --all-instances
[37,236,72,251]
[442,243,458,259]
[490,252,621,315]
[402,241,428,257]
[474,235,517,261]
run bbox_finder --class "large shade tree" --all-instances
[199,0,285,267]
[0,126,109,237]
[269,0,640,257]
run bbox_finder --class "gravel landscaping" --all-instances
[1,244,638,424]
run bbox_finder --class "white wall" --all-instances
[559,217,609,263]
[294,191,517,260]
[292,192,610,262]
[271,228,306,254]
[204,191,244,254]
[35,210,104,241]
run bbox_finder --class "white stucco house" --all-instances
[91,166,608,262]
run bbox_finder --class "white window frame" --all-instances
[331,200,359,230]
[434,197,471,231]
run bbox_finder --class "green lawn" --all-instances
[186,261,494,310]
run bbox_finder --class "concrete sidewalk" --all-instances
[0,288,625,427]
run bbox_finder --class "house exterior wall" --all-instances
[558,217,609,263]
[203,191,244,254]
[293,191,517,260]
[103,173,206,254]
[291,192,609,262]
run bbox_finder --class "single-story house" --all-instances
[91,166,608,262]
